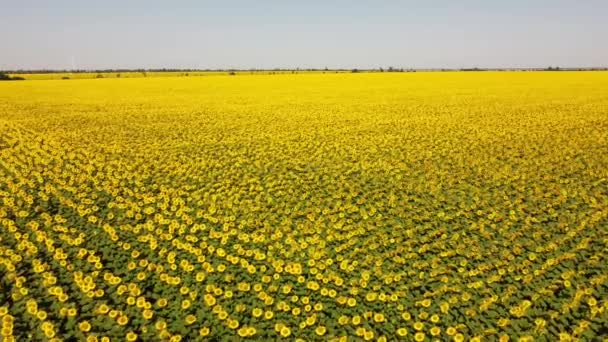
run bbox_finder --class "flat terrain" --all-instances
[1,72,607,341]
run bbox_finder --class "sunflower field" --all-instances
[1,72,607,341]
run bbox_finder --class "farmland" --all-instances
[1,72,607,341]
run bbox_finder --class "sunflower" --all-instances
[126,332,137,341]
[155,320,167,331]
[117,316,129,326]
[143,309,154,320]
[414,332,425,342]
[185,315,196,325]
[199,327,210,337]
[237,326,249,337]
[346,297,357,307]
[79,321,91,332]
[373,313,385,323]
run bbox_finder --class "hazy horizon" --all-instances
[2,0,607,70]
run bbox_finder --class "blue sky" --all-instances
[1,0,606,70]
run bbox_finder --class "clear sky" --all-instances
[1,0,606,70]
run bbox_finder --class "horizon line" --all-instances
[4,66,608,74]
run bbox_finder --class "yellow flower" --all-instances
[228,319,239,329]
[430,326,441,336]
[143,309,154,320]
[315,326,327,336]
[126,332,137,341]
[79,321,91,332]
[373,313,385,323]
[97,304,110,315]
[252,308,263,317]
[204,294,216,306]
[155,320,167,331]
[157,298,168,307]
[498,318,510,327]
[237,326,249,337]
[36,311,47,320]
[117,316,129,326]
[397,327,408,337]
[44,328,56,339]
[414,332,425,342]
[280,326,291,337]
[199,327,210,336]
[185,315,196,325]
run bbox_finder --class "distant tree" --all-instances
[0,72,24,81]
[96,74,104,78]
[228,72,236,76]
[116,73,121,78]
[351,69,359,73]
[62,76,70,80]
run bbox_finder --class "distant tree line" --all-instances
[2,67,607,77]
[0,72,24,81]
